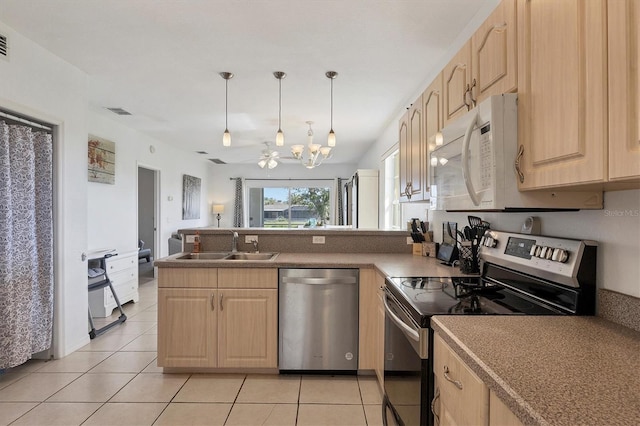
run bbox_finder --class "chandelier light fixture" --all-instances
[219,71,233,147]
[274,71,286,147]
[291,121,332,169]
[326,71,338,147]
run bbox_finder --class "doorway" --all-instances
[137,166,159,282]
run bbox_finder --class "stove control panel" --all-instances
[479,230,596,288]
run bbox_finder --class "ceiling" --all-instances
[0,0,497,166]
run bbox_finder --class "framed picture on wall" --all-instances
[182,174,201,219]
[88,134,115,184]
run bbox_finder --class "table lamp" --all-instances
[213,204,224,227]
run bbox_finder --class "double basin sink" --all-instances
[177,252,279,261]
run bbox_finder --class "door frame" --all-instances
[136,162,161,274]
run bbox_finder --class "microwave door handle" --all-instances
[461,112,481,206]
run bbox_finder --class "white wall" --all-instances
[0,21,90,357]
[87,110,214,259]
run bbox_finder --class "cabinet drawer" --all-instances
[106,254,137,274]
[218,268,277,289]
[434,333,488,423]
[158,268,218,288]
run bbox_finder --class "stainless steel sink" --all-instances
[177,252,230,260]
[224,252,279,261]
[176,252,278,261]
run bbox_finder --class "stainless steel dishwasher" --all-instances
[279,268,359,372]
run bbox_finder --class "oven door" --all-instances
[383,287,430,426]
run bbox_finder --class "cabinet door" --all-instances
[489,391,523,426]
[217,289,277,368]
[399,112,410,202]
[434,333,488,426]
[517,0,607,189]
[408,98,424,200]
[471,0,517,103]
[423,75,444,192]
[608,0,640,182]
[157,288,216,368]
[444,40,472,126]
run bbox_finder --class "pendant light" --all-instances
[274,71,286,147]
[219,72,233,147]
[326,71,338,147]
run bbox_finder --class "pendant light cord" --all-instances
[225,78,228,130]
[330,77,333,131]
[278,77,282,130]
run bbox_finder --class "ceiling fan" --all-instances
[258,141,279,169]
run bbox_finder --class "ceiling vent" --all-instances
[209,158,226,164]
[105,107,132,116]
[0,33,8,59]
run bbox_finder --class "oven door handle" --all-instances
[383,293,420,342]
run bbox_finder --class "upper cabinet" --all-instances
[399,99,426,202]
[608,0,640,183]
[423,74,444,190]
[471,0,517,104]
[516,0,608,190]
[443,40,472,126]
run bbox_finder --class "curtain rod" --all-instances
[0,110,53,132]
[230,177,348,181]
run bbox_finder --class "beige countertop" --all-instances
[154,252,474,278]
[431,316,640,426]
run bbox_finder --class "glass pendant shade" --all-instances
[327,129,336,147]
[276,129,284,147]
[223,129,231,147]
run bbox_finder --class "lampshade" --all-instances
[212,204,225,214]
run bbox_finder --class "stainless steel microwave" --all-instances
[429,94,602,211]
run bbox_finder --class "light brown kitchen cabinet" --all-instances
[433,332,489,426]
[471,0,517,103]
[443,40,472,126]
[398,111,410,202]
[490,390,523,426]
[217,288,278,368]
[608,0,640,183]
[358,268,378,370]
[516,0,608,190]
[157,267,278,369]
[423,74,444,190]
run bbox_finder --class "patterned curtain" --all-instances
[333,177,345,225]
[233,177,244,227]
[0,121,54,369]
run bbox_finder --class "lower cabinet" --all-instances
[157,267,278,369]
[433,332,522,426]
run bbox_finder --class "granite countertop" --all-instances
[154,252,475,278]
[431,316,640,426]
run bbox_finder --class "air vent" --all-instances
[0,33,8,59]
[105,107,132,116]
[195,151,208,155]
[209,158,226,164]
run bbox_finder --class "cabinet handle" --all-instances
[515,144,525,183]
[443,365,463,390]
[406,183,412,200]
[464,79,477,110]
[210,293,215,311]
[220,293,224,311]
[431,386,441,426]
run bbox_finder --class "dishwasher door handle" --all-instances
[281,277,357,285]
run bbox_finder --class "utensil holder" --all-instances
[458,240,480,274]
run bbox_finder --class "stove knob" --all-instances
[552,248,561,261]
[486,237,498,248]
[530,245,539,257]
[557,249,569,263]
[534,245,542,257]
[538,246,546,258]
[544,247,554,260]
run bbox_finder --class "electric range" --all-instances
[382,230,597,426]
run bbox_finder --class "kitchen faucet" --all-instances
[231,231,238,252]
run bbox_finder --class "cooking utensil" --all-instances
[468,215,483,227]
[463,226,472,240]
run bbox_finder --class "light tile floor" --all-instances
[0,273,384,425]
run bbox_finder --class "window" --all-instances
[383,146,401,229]
[247,181,333,228]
